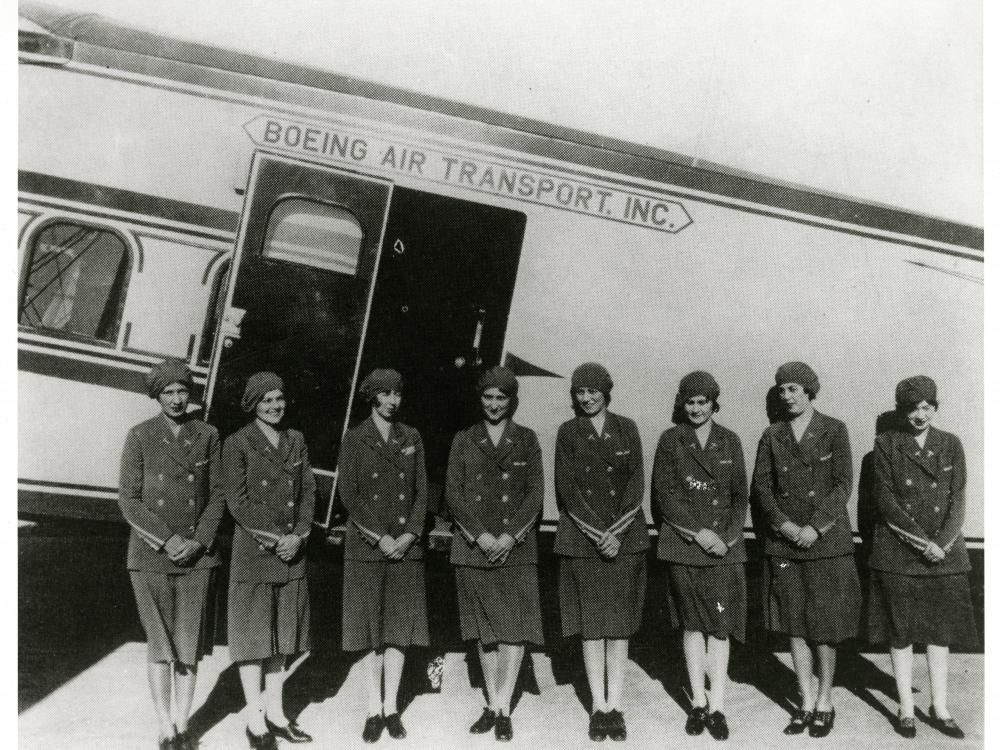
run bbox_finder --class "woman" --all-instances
[867,376,975,739]
[753,362,860,738]
[118,360,225,750]
[554,363,647,742]
[653,372,747,741]
[225,372,315,750]
[337,369,429,743]
[446,366,544,742]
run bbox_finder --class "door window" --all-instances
[262,199,363,275]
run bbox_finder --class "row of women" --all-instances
[119,359,975,749]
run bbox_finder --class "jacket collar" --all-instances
[471,420,517,463]
[358,416,407,468]
[773,410,829,465]
[677,421,721,478]
[899,426,945,478]
[156,415,203,467]
[576,411,623,465]
[245,420,293,471]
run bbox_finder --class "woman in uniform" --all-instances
[225,372,315,750]
[653,372,747,741]
[446,366,544,742]
[118,360,225,750]
[337,369,429,743]
[554,363,647,742]
[752,362,859,738]
[867,376,976,739]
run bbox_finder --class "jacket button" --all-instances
[934,506,940,513]
[931,482,938,488]
[502,518,509,525]
[502,473,509,480]
[158,474,164,481]
[288,480,293,486]
[808,490,816,497]
[287,523,294,529]
[585,466,591,473]
[607,466,613,472]
[905,479,913,486]
[782,466,788,472]
[502,495,509,503]
[475,495,482,502]
[399,516,406,524]
[189,526,195,532]
[287,501,294,507]
[905,503,912,509]
[609,490,616,497]
[586,490,593,496]
[188,474,195,482]
[712,520,719,527]
[259,544,266,551]
[399,493,405,500]
[372,472,378,478]
[712,499,719,506]
[262,480,268,486]
[399,472,405,479]
[157,499,165,506]
[476,474,482,481]
[188,499,195,506]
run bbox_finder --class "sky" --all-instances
[24,0,983,227]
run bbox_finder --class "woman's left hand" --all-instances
[489,533,516,564]
[598,532,621,559]
[276,534,302,561]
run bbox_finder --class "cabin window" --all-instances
[198,259,230,365]
[261,199,363,275]
[18,221,130,343]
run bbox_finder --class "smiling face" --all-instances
[480,386,512,424]
[157,382,190,421]
[372,389,402,421]
[905,400,936,433]
[684,395,715,427]
[777,382,812,417]
[254,389,286,426]
[574,386,607,417]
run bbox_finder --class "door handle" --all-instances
[220,306,247,346]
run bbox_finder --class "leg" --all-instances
[237,660,267,735]
[706,636,730,713]
[789,636,817,712]
[582,638,608,712]
[173,662,198,734]
[362,650,384,716]
[382,646,405,715]
[814,643,837,712]
[682,631,708,708]
[478,642,501,711]
[263,655,287,725]
[926,644,951,718]
[890,645,915,718]
[147,661,175,740]
[496,643,525,715]
[605,639,628,711]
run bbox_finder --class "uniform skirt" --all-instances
[559,553,647,639]
[227,577,310,662]
[342,559,429,652]
[666,563,747,642]
[764,555,860,644]
[867,570,978,649]
[455,565,544,646]
[130,569,214,665]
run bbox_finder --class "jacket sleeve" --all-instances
[610,420,644,539]
[192,427,225,549]
[722,434,749,548]
[653,432,699,541]
[936,436,966,553]
[118,426,171,550]
[874,435,930,550]
[752,432,790,530]
[336,432,382,546]
[224,434,283,548]
[446,433,487,544]
[508,432,543,543]
[555,424,605,543]
[293,435,316,539]
[403,430,428,538]
[809,420,853,534]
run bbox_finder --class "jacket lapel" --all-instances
[795,412,828,466]
[156,416,189,468]
[900,427,942,479]
[679,423,715,479]
[359,417,404,470]
[247,422,287,470]
[772,420,804,465]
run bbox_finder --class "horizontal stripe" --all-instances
[18,478,118,496]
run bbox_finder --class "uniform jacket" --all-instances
[337,417,428,562]
[224,422,316,583]
[869,427,969,575]
[752,410,854,560]
[554,412,649,557]
[653,422,748,566]
[446,420,543,568]
[118,415,225,573]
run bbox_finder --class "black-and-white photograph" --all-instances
[17,1,983,748]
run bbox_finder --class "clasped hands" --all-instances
[922,540,946,563]
[779,521,820,549]
[694,528,728,557]
[379,532,417,561]
[164,534,204,565]
[476,531,517,564]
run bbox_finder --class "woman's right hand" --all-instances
[923,541,946,563]
[477,532,499,556]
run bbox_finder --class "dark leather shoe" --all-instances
[469,708,496,734]
[266,718,313,743]
[384,713,406,740]
[175,730,196,750]
[245,729,278,750]
[362,715,384,743]
[159,737,175,750]
[808,709,835,738]
[588,710,607,742]
[606,710,626,742]
[896,714,916,739]
[705,711,729,741]
[686,706,708,736]
[783,709,813,735]
[929,707,965,739]
[494,714,513,742]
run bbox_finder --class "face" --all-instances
[372,389,401,421]
[480,387,512,423]
[574,386,607,416]
[255,389,286,426]
[157,382,190,420]
[684,395,714,427]
[777,382,811,416]
[905,400,936,432]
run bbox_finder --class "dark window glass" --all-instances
[19,222,130,342]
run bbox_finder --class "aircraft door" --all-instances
[205,153,391,508]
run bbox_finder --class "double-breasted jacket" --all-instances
[554,412,649,557]
[752,411,854,560]
[224,422,316,583]
[446,420,543,567]
[869,427,969,576]
[118,415,225,573]
[653,422,748,566]
[337,418,428,562]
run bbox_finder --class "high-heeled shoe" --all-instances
[808,709,835,738]
[928,707,965,739]
[896,712,916,739]
[783,709,813,735]
[245,728,278,750]
[265,718,313,743]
